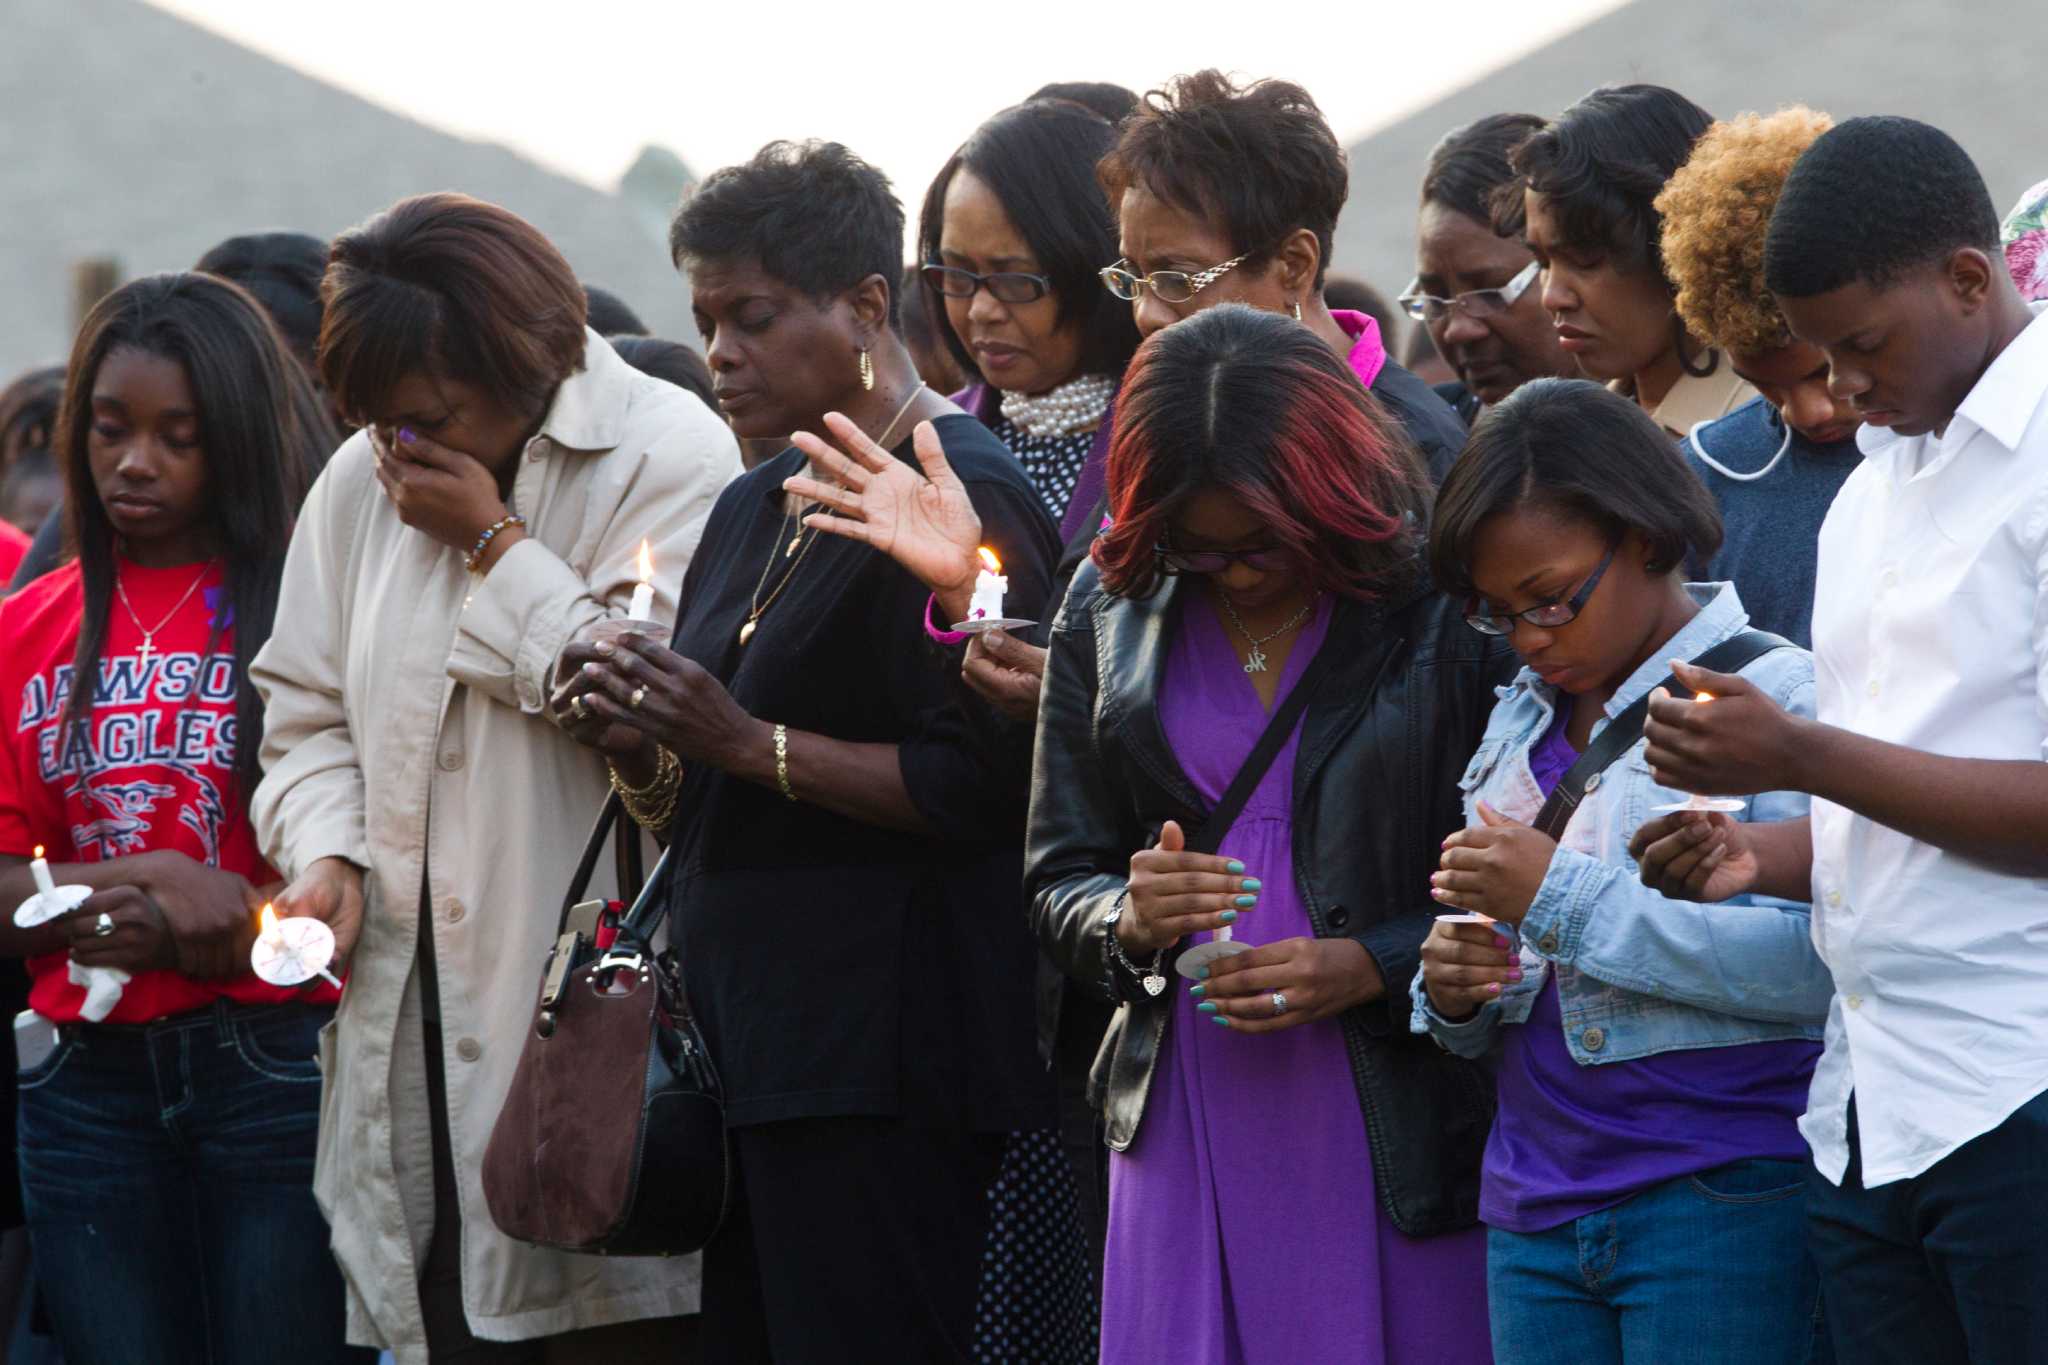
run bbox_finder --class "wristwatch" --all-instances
[1102,892,1167,997]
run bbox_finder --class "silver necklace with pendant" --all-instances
[1219,596,1314,674]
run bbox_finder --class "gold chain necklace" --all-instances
[738,383,927,646]
[1217,594,1314,675]
[115,562,215,666]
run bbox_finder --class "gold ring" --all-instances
[630,686,647,709]
[572,695,589,719]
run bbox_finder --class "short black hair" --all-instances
[1026,81,1138,125]
[1100,70,1348,289]
[671,140,906,328]
[608,336,714,407]
[1510,85,1712,280]
[919,100,1141,381]
[1321,273,1401,342]
[1429,376,1722,595]
[1421,112,1548,236]
[1765,115,2001,299]
[194,231,328,370]
[583,285,648,337]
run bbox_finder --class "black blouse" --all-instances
[662,413,1060,1131]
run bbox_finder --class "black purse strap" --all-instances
[1183,643,1339,856]
[555,790,647,936]
[1531,629,1794,840]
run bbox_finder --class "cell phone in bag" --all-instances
[14,1010,57,1072]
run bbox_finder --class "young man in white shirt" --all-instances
[1626,116,2048,1364]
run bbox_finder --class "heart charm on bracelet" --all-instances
[1142,973,1166,997]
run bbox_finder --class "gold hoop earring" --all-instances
[1289,300,1303,321]
[858,347,875,391]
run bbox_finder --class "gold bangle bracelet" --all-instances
[773,724,796,803]
[610,746,682,830]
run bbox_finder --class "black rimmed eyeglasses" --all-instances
[922,264,1054,305]
[1464,541,1616,636]
[1155,542,1289,576]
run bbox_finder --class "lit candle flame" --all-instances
[259,902,280,938]
[32,846,43,861]
[636,539,654,583]
[977,546,1001,573]
[1695,691,1715,703]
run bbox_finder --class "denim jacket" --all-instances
[1409,583,1833,1065]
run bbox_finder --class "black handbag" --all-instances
[482,792,730,1256]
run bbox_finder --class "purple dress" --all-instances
[1099,595,1492,1364]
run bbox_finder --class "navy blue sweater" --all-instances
[1682,397,1863,648]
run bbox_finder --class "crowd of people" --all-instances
[0,62,2045,1365]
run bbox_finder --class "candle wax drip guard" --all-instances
[252,916,339,988]
[948,615,1037,635]
[1175,936,1250,981]
[14,885,90,929]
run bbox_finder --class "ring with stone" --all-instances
[630,686,648,710]
[572,694,589,720]
[1270,990,1288,1016]
[93,913,115,938]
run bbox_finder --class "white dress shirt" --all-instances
[1804,307,2048,1188]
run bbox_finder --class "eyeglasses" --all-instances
[1464,542,1617,637]
[1398,260,1541,325]
[1156,541,1289,576]
[922,264,1054,305]
[1100,253,1250,304]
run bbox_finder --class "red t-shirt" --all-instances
[0,521,28,587]
[0,557,339,1021]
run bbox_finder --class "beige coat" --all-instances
[251,333,739,1360]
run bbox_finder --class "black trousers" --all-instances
[1808,1091,2048,1364]
[700,1117,1003,1364]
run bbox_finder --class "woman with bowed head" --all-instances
[251,192,739,1362]
[1099,70,1469,477]
[1510,85,1754,437]
[554,140,1071,1363]
[1023,303,1508,1362]
[0,273,359,1363]
[1406,113,1578,420]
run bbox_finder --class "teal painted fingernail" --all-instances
[1210,1015,1231,1027]
[1220,910,1238,924]
[1234,895,1256,907]
[1189,985,1205,998]
[1226,860,1245,874]
[1197,1002,1218,1014]
[1242,878,1261,891]
[1197,967,1210,980]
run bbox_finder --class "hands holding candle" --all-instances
[1430,803,1560,926]
[1643,660,1812,798]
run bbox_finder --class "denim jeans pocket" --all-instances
[1689,1157,1809,1205]
[14,1037,77,1092]
[231,1009,327,1084]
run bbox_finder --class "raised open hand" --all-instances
[786,416,984,621]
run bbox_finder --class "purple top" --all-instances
[1483,699,1820,1233]
[1100,595,1490,1363]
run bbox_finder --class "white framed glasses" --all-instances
[1398,260,1541,325]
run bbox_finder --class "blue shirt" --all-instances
[1683,398,1862,648]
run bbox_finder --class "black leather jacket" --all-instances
[1024,560,1515,1236]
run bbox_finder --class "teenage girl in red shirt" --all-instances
[0,272,367,1363]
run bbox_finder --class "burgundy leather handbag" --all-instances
[482,793,729,1256]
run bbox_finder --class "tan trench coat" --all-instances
[251,333,739,1360]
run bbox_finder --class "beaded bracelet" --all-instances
[465,514,527,573]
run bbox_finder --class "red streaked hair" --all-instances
[1093,303,1429,599]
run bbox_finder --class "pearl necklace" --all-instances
[999,373,1115,439]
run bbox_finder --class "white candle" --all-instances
[969,547,1007,622]
[627,540,656,621]
[28,846,54,898]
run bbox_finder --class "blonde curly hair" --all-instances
[1656,106,1834,354]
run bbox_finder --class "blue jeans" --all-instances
[17,1001,370,1365]
[1807,1092,2048,1364]
[1487,1159,1825,1365]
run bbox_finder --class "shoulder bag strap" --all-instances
[556,791,623,935]
[1182,642,1341,856]
[1530,629,1794,841]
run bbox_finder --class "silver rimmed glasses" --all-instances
[1398,260,1542,325]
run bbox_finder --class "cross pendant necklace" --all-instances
[116,564,214,669]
